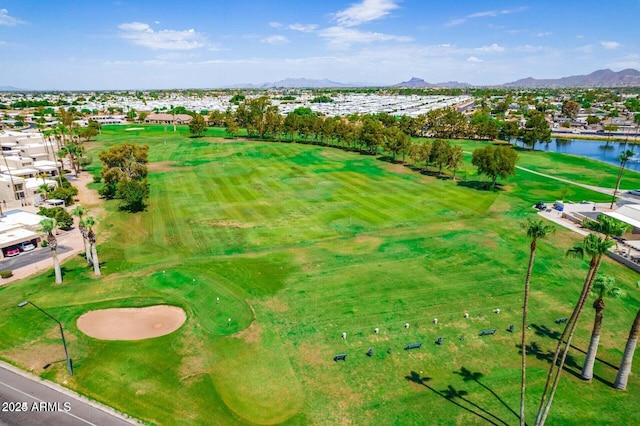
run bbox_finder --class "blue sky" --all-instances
[1,0,639,90]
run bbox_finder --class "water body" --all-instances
[514,138,640,172]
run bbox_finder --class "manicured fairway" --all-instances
[1,126,639,425]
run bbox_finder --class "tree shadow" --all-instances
[527,324,618,385]
[529,323,562,341]
[404,371,506,425]
[517,341,613,386]
[456,180,500,191]
[454,366,519,421]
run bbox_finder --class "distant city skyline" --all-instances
[0,0,638,90]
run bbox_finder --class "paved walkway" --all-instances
[515,166,616,195]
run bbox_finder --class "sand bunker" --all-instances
[77,305,186,341]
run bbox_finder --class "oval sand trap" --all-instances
[77,305,186,340]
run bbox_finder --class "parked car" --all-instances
[5,246,20,257]
[628,190,640,196]
[19,242,36,252]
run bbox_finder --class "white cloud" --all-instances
[335,0,400,27]
[118,22,206,50]
[467,56,483,63]
[288,23,318,33]
[600,41,620,49]
[261,35,290,44]
[0,8,25,26]
[475,43,505,53]
[576,44,593,53]
[445,6,526,27]
[319,26,412,49]
[535,32,551,37]
[269,21,282,28]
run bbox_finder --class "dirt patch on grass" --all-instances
[148,161,181,172]
[5,343,65,373]
[210,220,255,229]
[236,321,262,344]
[262,297,290,313]
[384,162,413,175]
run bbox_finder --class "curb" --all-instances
[0,360,141,425]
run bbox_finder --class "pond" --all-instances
[514,138,640,172]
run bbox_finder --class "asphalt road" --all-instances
[0,365,135,426]
[0,245,74,271]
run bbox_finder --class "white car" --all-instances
[19,242,36,252]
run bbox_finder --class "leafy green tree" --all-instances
[581,274,623,381]
[225,115,240,138]
[99,143,149,199]
[384,127,411,161]
[470,111,499,140]
[359,116,385,154]
[519,219,555,426]
[586,115,600,125]
[40,218,62,284]
[561,99,580,119]
[614,308,640,390]
[116,179,149,212]
[447,145,464,180]
[471,145,519,190]
[519,111,551,150]
[188,113,208,137]
[499,120,520,143]
[430,139,451,175]
[38,206,73,229]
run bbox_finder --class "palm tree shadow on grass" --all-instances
[527,324,618,386]
[519,341,613,386]
[454,367,519,421]
[404,371,505,425]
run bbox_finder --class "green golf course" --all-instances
[1,125,639,425]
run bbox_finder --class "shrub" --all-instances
[92,175,102,184]
[0,270,13,279]
[41,240,48,248]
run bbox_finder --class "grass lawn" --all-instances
[1,125,639,425]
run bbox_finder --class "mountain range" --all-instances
[3,69,640,91]
[502,68,640,87]
[228,77,360,89]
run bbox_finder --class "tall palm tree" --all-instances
[610,149,635,209]
[535,216,628,425]
[614,308,640,390]
[40,218,62,284]
[520,218,555,426]
[71,205,92,266]
[581,274,623,380]
[84,216,100,276]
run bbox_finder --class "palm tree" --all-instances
[40,218,62,284]
[610,149,635,209]
[581,274,623,380]
[614,308,640,390]
[84,216,100,276]
[535,216,628,425]
[71,205,92,266]
[520,219,555,426]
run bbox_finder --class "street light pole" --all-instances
[18,301,73,377]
